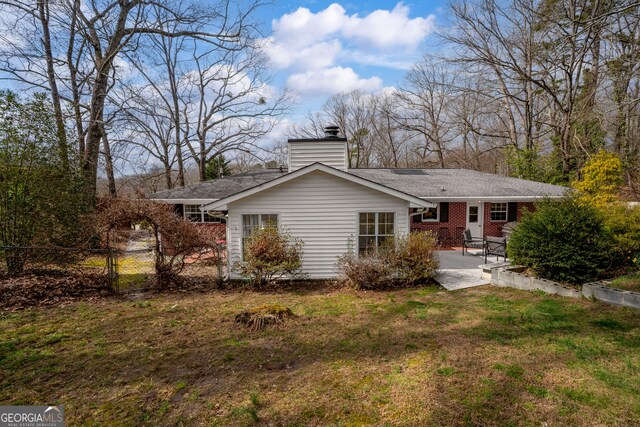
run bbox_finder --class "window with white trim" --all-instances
[184,204,224,223]
[490,203,508,221]
[358,212,395,254]
[242,214,278,255]
[421,206,438,221]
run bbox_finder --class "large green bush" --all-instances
[507,197,613,284]
[604,203,640,270]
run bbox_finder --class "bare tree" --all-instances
[368,92,411,168]
[442,0,618,178]
[183,39,292,182]
[0,0,268,200]
[396,58,457,168]
[0,1,72,170]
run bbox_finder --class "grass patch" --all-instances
[436,367,456,376]
[0,286,638,425]
[591,318,632,331]
[610,272,640,293]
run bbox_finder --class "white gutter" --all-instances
[151,198,218,205]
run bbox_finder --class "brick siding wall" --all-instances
[410,202,468,245]
[483,202,535,237]
[483,202,504,237]
[518,202,535,220]
[411,201,536,245]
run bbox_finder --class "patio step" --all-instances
[480,261,511,274]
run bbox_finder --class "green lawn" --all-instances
[1,285,639,426]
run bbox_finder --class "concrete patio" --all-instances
[435,249,509,291]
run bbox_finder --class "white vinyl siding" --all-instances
[227,170,409,279]
[288,140,348,172]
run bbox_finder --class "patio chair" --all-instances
[485,236,507,263]
[462,229,485,256]
[438,227,451,248]
[454,226,465,246]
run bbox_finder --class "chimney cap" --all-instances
[324,125,340,139]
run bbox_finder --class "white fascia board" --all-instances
[201,163,436,211]
[152,198,218,205]
[419,195,564,202]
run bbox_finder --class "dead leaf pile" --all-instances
[0,271,114,310]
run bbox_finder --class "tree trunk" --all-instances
[198,135,207,182]
[67,0,84,158]
[164,163,174,190]
[83,62,112,202]
[38,0,69,172]
[101,125,117,197]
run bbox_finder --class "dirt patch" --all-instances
[0,270,114,310]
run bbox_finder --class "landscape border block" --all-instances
[491,266,582,298]
[491,266,640,309]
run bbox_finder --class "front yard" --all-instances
[1,285,639,426]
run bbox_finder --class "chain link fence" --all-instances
[0,227,227,295]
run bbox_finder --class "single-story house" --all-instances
[150,127,567,279]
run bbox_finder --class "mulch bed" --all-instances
[0,270,115,311]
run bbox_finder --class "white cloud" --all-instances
[286,66,382,97]
[264,2,435,101]
[265,39,342,70]
[342,50,415,71]
[342,4,435,50]
[272,3,348,49]
[270,3,435,58]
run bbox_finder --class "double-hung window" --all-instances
[490,203,508,221]
[358,212,395,254]
[421,206,438,222]
[184,204,224,223]
[242,214,278,255]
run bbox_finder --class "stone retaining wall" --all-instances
[491,266,640,309]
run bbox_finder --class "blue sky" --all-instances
[1,1,447,145]
[257,1,446,121]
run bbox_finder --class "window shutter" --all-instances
[507,202,518,222]
[174,204,184,217]
[439,202,449,222]
[412,210,420,223]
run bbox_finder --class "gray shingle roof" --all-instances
[149,169,286,201]
[149,166,567,201]
[349,168,567,198]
